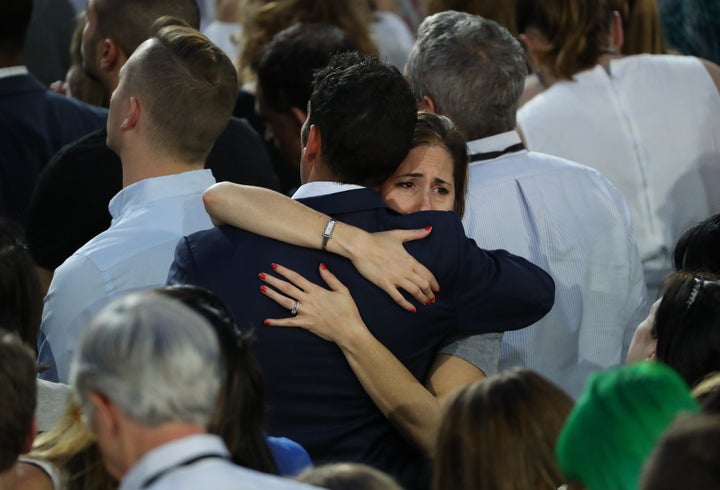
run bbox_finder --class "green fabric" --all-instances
[556,362,699,490]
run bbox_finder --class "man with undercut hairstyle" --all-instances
[405,11,648,397]
[25,0,278,295]
[0,331,38,490]
[38,21,238,383]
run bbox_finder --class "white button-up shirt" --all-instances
[453,131,648,397]
[38,169,215,382]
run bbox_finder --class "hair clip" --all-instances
[687,277,720,310]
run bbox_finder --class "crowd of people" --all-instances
[1,0,719,489]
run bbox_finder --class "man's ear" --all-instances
[121,96,141,131]
[611,10,624,52]
[87,391,120,437]
[304,124,322,162]
[648,343,657,361]
[289,106,307,127]
[100,38,124,72]
[519,28,546,70]
[418,95,436,113]
[21,417,38,454]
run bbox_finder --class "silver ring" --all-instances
[290,300,300,316]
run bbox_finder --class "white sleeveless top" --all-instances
[18,457,65,489]
[518,54,720,292]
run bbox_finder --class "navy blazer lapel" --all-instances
[297,188,395,215]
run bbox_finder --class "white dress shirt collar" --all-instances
[466,130,525,161]
[291,181,365,199]
[0,66,29,80]
[109,169,214,219]
[120,434,229,490]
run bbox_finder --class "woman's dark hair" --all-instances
[516,0,615,79]
[654,271,720,387]
[156,284,278,474]
[434,368,574,490]
[0,219,42,351]
[412,112,469,218]
[673,214,720,274]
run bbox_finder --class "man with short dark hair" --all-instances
[38,22,238,383]
[255,22,358,185]
[0,0,106,224]
[25,0,278,293]
[0,331,38,489]
[405,11,648,397]
[169,52,555,490]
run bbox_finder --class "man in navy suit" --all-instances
[0,0,106,224]
[168,53,554,490]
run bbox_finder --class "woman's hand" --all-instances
[346,227,440,312]
[259,263,370,348]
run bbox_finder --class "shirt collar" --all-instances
[120,434,229,490]
[291,181,365,199]
[466,130,524,157]
[0,66,29,80]
[109,169,215,219]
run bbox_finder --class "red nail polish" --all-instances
[258,272,266,280]
[260,285,267,293]
[410,307,417,313]
[425,226,432,231]
[271,263,278,270]
[431,296,436,303]
[264,320,271,326]
[320,263,327,270]
[425,299,431,305]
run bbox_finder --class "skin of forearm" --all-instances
[203,182,367,258]
[337,325,441,455]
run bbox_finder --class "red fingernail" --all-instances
[425,226,432,231]
[431,296,436,303]
[320,263,327,270]
[264,320,271,326]
[410,307,416,313]
[259,272,266,280]
[425,299,432,305]
[260,285,267,293]
[271,263,278,270]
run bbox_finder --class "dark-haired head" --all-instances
[654,271,720,387]
[673,214,720,275]
[0,219,42,351]
[434,368,573,490]
[0,0,33,61]
[305,52,417,187]
[155,284,278,474]
[255,22,359,165]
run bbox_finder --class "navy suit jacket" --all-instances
[168,188,554,490]
[0,73,107,224]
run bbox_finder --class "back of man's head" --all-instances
[308,52,417,187]
[406,11,527,141]
[92,0,200,57]
[70,292,223,429]
[120,19,238,164]
[0,0,33,60]
[0,331,37,472]
[257,23,358,116]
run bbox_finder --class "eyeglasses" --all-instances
[686,277,720,310]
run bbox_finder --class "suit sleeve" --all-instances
[167,236,198,286]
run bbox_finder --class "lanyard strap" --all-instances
[469,142,525,162]
[140,452,228,489]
